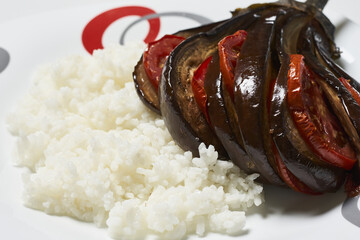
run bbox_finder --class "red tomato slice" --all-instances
[269,74,317,194]
[339,77,360,106]
[191,56,213,123]
[218,30,247,100]
[338,78,360,197]
[143,34,185,90]
[287,54,356,170]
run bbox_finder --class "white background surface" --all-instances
[0,0,360,239]
[0,0,359,24]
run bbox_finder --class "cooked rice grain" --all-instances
[7,42,263,240]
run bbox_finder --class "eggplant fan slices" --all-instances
[133,0,360,197]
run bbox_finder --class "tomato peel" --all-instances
[218,30,247,100]
[287,54,356,170]
[339,77,360,106]
[143,34,185,90]
[192,56,213,124]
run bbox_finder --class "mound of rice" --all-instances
[7,42,263,240]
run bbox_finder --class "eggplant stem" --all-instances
[306,0,328,11]
[279,0,295,6]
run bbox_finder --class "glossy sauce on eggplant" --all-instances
[133,0,360,197]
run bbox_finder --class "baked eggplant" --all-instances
[133,0,360,197]
[133,21,226,115]
[204,52,262,177]
[270,10,346,193]
[159,4,276,157]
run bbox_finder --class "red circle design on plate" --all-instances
[82,6,160,54]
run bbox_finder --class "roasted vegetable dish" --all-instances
[133,0,360,197]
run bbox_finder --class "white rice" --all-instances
[7,42,263,240]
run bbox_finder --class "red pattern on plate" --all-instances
[82,6,160,54]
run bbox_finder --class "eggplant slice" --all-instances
[270,10,346,193]
[298,23,360,144]
[204,52,262,178]
[233,8,286,185]
[133,21,226,115]
[133,0,360,196]
[159,5,278,157]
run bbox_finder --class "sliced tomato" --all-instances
[218,30,247,100]
[269,71,317,194]
[339,77,360,105]
[191,56,213,123]
[287,54,356,170]
[143,34,185,90]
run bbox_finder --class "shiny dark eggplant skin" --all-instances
[316,45,360,93]
[310,20,360,142]
[159,5,279,157]
[308,19,360,195]
[233,9,285,185]
[204,52,260,177]
[143,0,360,195]
[133,57,160,114]
[133,21,227,115]
[346,161,360,197]
[174,21,227,39]
[270,10,346,192]
[315,41,360,93]
[297,23,360,155]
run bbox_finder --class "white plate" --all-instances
[0,0,359,239]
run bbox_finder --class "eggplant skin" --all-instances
[271,58,346,192]
[139,1,360,196]
[346,162,360,197]
[132,21,227,115]
[298,24,360,145]
[233,8,285,186]
[204,52,261,176]
[309,20,360,150]
[267,9,346,193]
[159,73,203,156]
[160,48,228,158]
[159,5,274,158]
[133,56,161,115]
